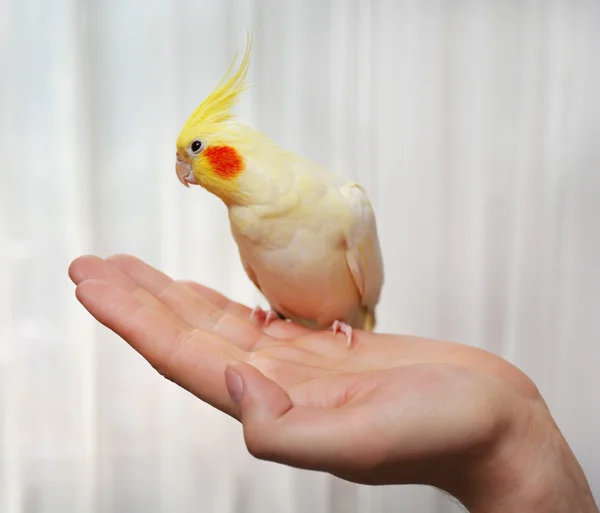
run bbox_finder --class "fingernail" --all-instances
[226,365,244,405]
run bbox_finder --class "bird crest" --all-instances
[183,33,252,131]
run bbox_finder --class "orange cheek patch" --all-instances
[204,146,244,179]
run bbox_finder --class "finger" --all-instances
[69,254,122,285]
[226,362,385,476]
[106,254,265,350]
[72,256,309,350]
[178,280,312,340]
[76,279,245,416]
[71,255,255,345]
[176,280,254,318]
[70,255,190,329]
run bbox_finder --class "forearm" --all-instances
[460,402,598,513]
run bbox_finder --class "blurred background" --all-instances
[1,0,599,511]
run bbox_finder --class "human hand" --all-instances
[68,254,597,512]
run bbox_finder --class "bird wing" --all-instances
[339,183,384,317]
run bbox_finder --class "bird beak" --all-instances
[175,152,198,187]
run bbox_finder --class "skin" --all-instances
[68,254,598,512]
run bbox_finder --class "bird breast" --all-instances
[231,215,363,329]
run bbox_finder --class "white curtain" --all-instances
[1,1,599,511]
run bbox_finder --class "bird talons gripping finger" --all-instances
[250,306,278,327]
[331,320,353,348]
[250,306,262,323]
[264,310,278,326]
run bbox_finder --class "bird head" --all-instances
[175,35,253,205]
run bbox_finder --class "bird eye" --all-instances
[189,140,203,154]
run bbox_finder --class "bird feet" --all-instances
[331,320,353,348]
[250,306,279,328]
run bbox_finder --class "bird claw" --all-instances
[331,320,353,348]
[250,306,278,327]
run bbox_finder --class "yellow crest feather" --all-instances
[186,33,252,128]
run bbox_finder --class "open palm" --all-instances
[69,254,542,491]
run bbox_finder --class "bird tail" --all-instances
[362,310,376,331]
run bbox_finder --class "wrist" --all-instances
[457,397,597,513]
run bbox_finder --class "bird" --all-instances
[174,35,383,347]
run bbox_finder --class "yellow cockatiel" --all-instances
[175,35,384,346]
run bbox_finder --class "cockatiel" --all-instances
[175,36,383,346]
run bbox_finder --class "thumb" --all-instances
[224,362,366,474]
[225,361,293,425]
[225,361,296,460]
